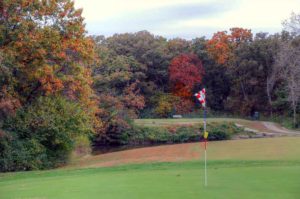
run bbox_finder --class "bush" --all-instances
[154,94,178,118]
[0,130,46,171]
[127,126,170,145]
[0,96,94,172]
[114,122,243,146]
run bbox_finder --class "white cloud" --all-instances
[75,0,209,22]
[74,0,300,39]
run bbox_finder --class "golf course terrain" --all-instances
[1,118,300,199]
[2,2,300,198]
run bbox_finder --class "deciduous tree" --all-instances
[283,12,300,35]
[206,28,252,65]
[169,54,204,113]
[0,0,96,106]
[274,41,300,127]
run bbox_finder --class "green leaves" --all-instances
[1,96,93,171]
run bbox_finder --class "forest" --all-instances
[0,0,300,172]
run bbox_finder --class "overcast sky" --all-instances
[74,0,300,39]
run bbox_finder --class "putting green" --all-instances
[1,137,300,199]
[0,137,300,199]
[0,161,299,199]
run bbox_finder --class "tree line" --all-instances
[0,0,299,171]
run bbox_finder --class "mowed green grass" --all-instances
[135,118,243,126]
[1,161,299,199]
[1,137,300,199]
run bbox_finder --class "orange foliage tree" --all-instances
[169,54,204,113]
[0,0,102,130]
[206,27,252,65]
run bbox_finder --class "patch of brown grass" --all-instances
[67,137,300,169]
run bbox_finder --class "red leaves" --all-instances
[207,27,252,65]
[169,53,204,95]
[123,81,145,113]
[169,54,204,114]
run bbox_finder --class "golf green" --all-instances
[0,160,299,199]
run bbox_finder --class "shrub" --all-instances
[207,122,236,140]
[0,96,93,172]
[114,121,243,147]
[154,94,178,118]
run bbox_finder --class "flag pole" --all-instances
[204,106,207,187]
[195,88,208,187]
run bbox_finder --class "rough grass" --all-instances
[134,118,289,133]
[66,137,300,169]
[1,137,300,199]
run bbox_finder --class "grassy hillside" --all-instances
[67,137,300,168]
[1,137,300,199]
[135,118,244,127]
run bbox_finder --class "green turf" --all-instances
[1,137,300,199]
[1,160,300,199]
[134,118,248,127]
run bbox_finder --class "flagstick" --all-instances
[203,107,207,187]
[195,89,208,187]
[205,143,207,186]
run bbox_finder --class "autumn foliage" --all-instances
[206,27,252,64]
[169,54,204,96]
[0,0,102,129]
[1,0,96,104]
[0,0,102,171]
[169,54,204,113]
[1,0,298,172]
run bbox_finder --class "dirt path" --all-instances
[262,122,300,135]
[235,121,300,138]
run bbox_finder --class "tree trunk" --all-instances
[266,76,275,118]
[240,81,248,101]
[293,103,297,128]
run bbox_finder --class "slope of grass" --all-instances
[135,118,244,127]
[1,137,300,199]
[134,118,264,131]
[134,118,300,137]
[66,137,300,169]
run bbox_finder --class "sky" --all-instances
[74,0,300,39]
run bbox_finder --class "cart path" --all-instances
[235,121,300,137]
[262,122,300,135]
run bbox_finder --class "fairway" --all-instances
[1,137,300,199]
